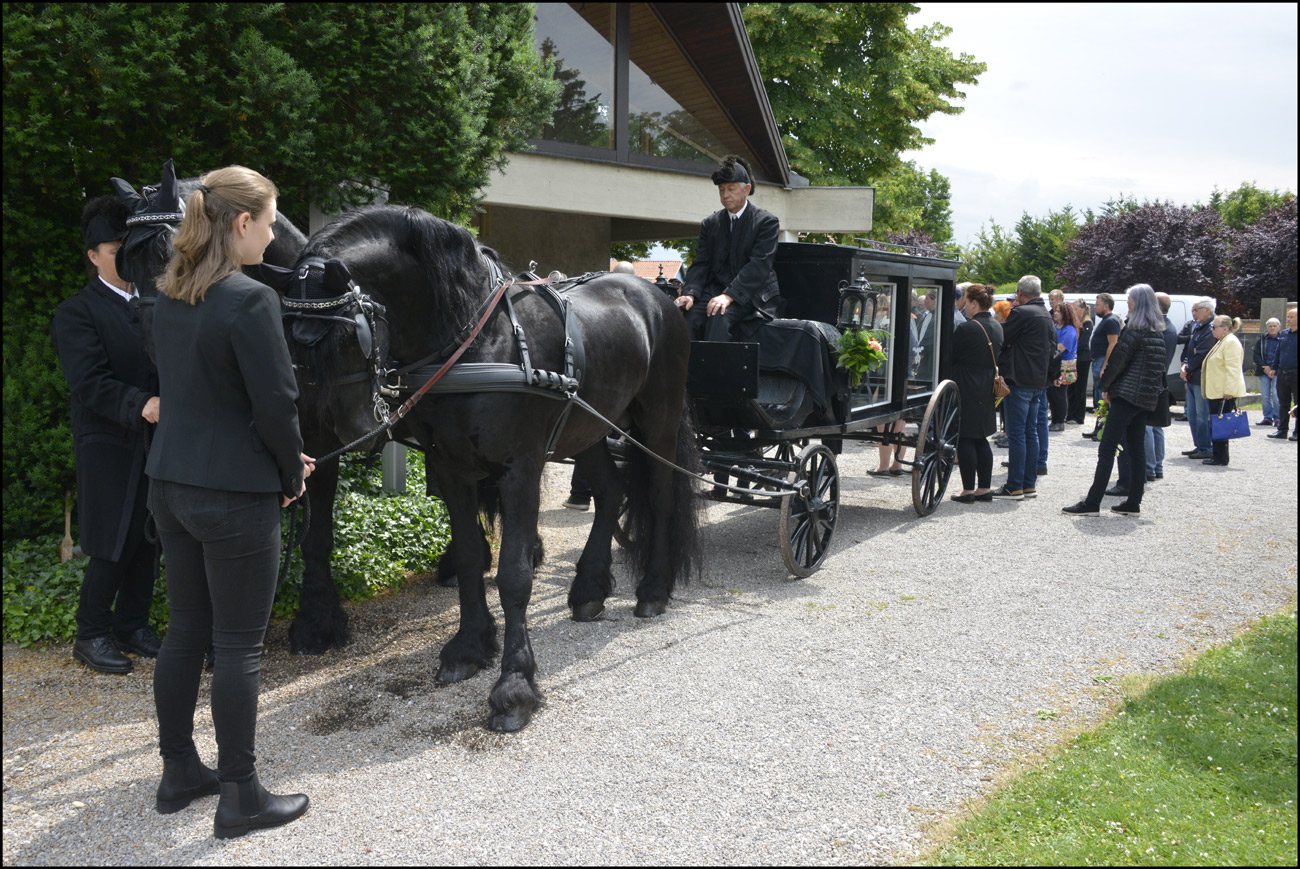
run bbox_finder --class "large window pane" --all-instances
[907,285,942,397]
[628,60,727,164]
[535,3,614,150]
[853,282,897,412]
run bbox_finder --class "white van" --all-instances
[992,291,1207,401]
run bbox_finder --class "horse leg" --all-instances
[289,457,351,653]
[569,440,622,621]
[433,476,498,683]
[487,465,544,732]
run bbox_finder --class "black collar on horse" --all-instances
[289,203,702,732]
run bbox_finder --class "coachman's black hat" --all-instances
[81,195,131,250]
[710,155,752,187]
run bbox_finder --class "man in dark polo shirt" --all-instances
[992,276,1056,500]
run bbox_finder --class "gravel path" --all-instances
[4,416,1296,865]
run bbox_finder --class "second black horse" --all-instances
[285,204,702,731]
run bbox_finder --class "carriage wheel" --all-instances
[779,444,839,578]
[912,379,961,516]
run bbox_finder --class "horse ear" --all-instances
[110,176,145,212]
[160,158,178,202]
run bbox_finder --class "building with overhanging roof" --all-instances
[474,2,873,276]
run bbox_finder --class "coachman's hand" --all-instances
[675,295,694,311]
[707,294,733,316]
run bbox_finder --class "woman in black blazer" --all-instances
[948,284,1003,502]
[146,165,313,838]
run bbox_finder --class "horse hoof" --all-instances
[289,644,326,656]
[435,661,480,683]
[633,599,667,618]
[571,602,605,622]
[488,708,533,733]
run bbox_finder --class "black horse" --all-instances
[288,204,701,731]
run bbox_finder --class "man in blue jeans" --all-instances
[993,276,1056,500]
[1179,299,1216,458]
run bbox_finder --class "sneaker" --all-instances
[1255,419,1275,426]
[1062,501,1099,516]
[1104,485,1129,497]
[1022,487,1037,498]
[990,485,1023,501]
[562,496,590,511]
[1111,502,1141,516]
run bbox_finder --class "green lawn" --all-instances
[924,607,1298,866]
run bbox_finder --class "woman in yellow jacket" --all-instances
[1201,315,1247,465]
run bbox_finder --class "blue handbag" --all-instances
[1210,410,1251,441]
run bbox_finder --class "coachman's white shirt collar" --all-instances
[98,275,137,304]
[729,202,748,221]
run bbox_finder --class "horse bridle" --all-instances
[281,259,397,426]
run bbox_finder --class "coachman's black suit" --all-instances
[683,203,781,340]
[51,278,159,639]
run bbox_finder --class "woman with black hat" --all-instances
[51,195,162,675]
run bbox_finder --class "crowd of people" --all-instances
[943,275,1298,515]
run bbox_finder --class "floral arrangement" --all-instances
[835,328,888,388]
[1094,399,1123,451]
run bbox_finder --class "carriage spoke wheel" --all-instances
[779,444,839,578]
[912,379,961,516]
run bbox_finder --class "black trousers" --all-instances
[75,481,156,640]
[684,300,752,342]
[1067,365,1090,422]
[1046,383,1069,424]
[1208,397,1237,463]
[149,479,281,782]
[956,437,993,490]
[1278,368,1297,434]
[1085,396,1148,508]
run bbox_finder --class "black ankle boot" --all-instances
[156,753,221,814]
[213,772,308,839]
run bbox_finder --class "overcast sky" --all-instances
[906,2,1299,247]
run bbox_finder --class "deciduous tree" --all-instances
[1224,197,1298,318]
[1057,203,1227,298]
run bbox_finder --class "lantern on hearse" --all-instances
[837,267,878,331]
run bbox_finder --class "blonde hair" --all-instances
[1211,314,1241,333]
[158,166,278,304]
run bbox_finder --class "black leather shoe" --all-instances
[1201,458,1228,466]
[1187,451,1214,460]
[1104,485,1129,497]
[213,773,308,839]
[72,636,132,674]
[1037,467,1048,476]
[1146,474,1157,482]
[1181,449,1200,455]
[114,626,162,658]
[1111,502,1141,516]
[950,493,975,504]
[157,754,221,814]
[1082,429,1100,439]
[1153,472,1163,480]
[1267,431,1289,439]
[1062,500,1099,516]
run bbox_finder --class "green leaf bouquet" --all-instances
[835,328,889,388]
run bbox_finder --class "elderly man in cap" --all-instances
[50,194,162,674]
[674,155,781,341]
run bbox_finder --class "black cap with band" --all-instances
[710,156,751,187]
[81,195,131,250]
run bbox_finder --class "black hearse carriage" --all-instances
[685,239,963,577]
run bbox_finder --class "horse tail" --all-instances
[622,404,703,594]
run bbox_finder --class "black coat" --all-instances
[50,279,159,561]
[1101,328,1168,411]
[999,298,1056,388]
[950,312,1003,438]
[146,272,304,498]
[684,203,781,331]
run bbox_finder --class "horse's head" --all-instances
[282,257,396,451]
[111,158,184,298]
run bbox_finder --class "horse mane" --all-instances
[300,204,490,339]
